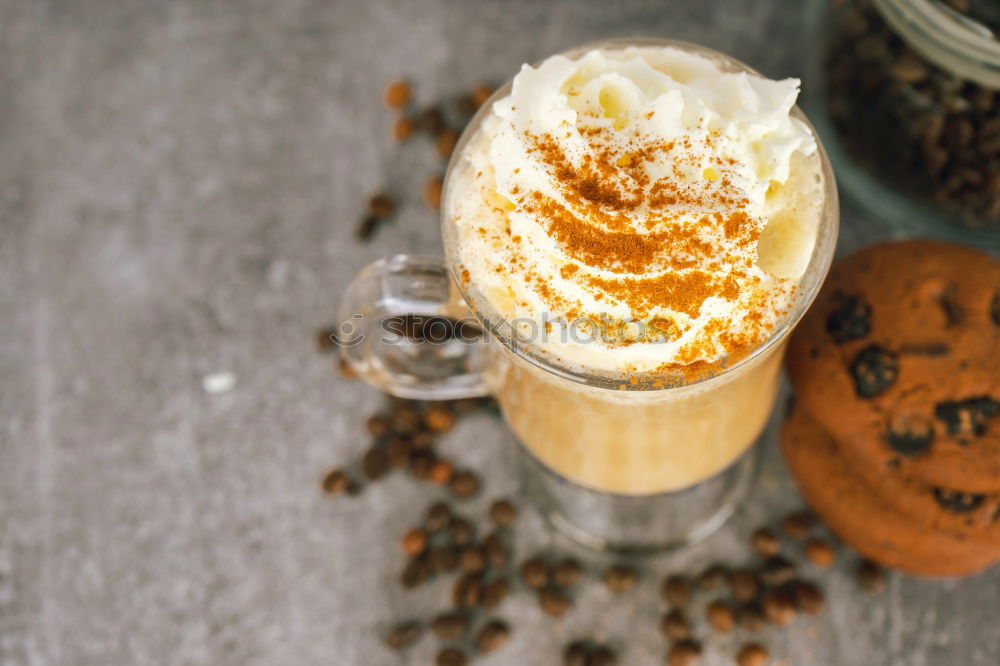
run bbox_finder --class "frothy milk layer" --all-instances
[447,47,823,375]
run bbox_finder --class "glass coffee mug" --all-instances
[339,38,839,552]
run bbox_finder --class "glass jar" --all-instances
[804,0,1000,246]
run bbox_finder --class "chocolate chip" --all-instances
[667,639,702,666]
[538,585,572,617]
[436,647,468,666]
[781,511,813,539]
[856,559,886,595]
[488,499,517,527]
[696,564,729,590]
[933,487,986,512]
[736,642,770,666]
[431,611,469,640]
[934,396,999,436]
[825,296,871,342]
[759,556,797,587]
[762,588,797,626]
[728,569,760,603]
[886,412,935,456]
[662,574,692,607]
[706,599,735,633]
[990,291,1000,327]
[482,577,510,609]
[850,345,899,398]
[384,620,422,650]
[450,469,481,499]
[790,579,825,615]
[751,527,781,557]
[520,556,550,589]
[553,557,585,587]
[660,608,692,640]
[602,564,638,593]
[804,539,836,568]
[475,619,510,654]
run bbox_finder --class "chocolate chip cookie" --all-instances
[787,240,1000,493]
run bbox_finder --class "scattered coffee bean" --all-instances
[736,642,769,666]
[419,106,446,135]
[428,546,459,574]
[401,528,428,557]
[553,557,585,587]
[436,647,468,666]
[759,556,797,587]
[456,95,477,116]
[452,572,483,608]
[482,531,508,568]
[662,575,692,607]
[538,585,572,617]
[367,192,397,218]
[362,446,389,480]
[706,599,735,633]
[409,429,436,450]
[407,450,434,480]
[762,588,797,627]
[356,215,379,241]
[320,468,351,495]
[728,569,759,603]
[424,404,457,432]
[697,564,729,590]
[436,129,459,159]
[389,403,421,433]
[450,469,481,499]
[431,611,470,640]
[660,608,692,641]
[400,556,430,589]
[391,115,415,142]
[602,564,638,593]
[383,620,422,650]
[425,501,452,532]
[424,176,443,209]
[791,579,825,615]
[857,559,886,595]
[591,645,617,666]
[489,499,517,527]
[736,603,766,632]
[459,545,486,573]
[520,556,550,589]
[781,511,813,539]
[482,577,510,609]
[475,619,510,654]
[751,527,781,557]
[430,459,455,486]
[470,82,494,108]
[386,436,411,469]
[667,639,702,666]
[563,642,590,666]
[382,79,411,109]
[804,538,836,568]
[450,517,475,546]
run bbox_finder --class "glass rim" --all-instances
[440,36,840,392]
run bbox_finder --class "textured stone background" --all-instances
[0,1,997,665]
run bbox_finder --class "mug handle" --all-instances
[337,255,491,400]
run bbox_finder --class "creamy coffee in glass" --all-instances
[341,38,838,550]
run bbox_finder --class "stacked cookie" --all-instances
[782,240,1000,577]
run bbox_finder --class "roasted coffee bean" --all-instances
[424,404,457,433]
[857,559,887,594]
[390,404,422,433]
[762,588,797,627]
[391,115,414,142]
[436,647,468,666]
[552,557,585,587]
[320,468,351,495]
[383,620,422,650]
[356,214,379,240]
[456,95,477,116]
[367,192,396,218]
[850,345,899,398]
[520,556,550,589]
[419,106,446,135]
[452,572,483,608]
[660,608,692,640]
[591,645,617,666]
[751,527,781,557]
[706,599,735,633]
[470,82,494,108]
[736,642,770,666]
[386,436,411,469]
[362,447,389,480]
[804,539,836,567]
[781,511,813,539]
[482,531,508,568]
[407,450,434,480]
[933,487,986,512]
[934,396,999,436]
[662,574,692,607]
[667,639,702,666]
[825,296,871,343]
[400,556,430,589]
[563,642,590,666]
[538,585,572,617]
[424,177,443,209]
[697,564,729,591]
[489,499,517,527]
[409,429,436,450]
[431,611,469,640]
[425,501,452,532]
[450,517,475,546]
[886,412,935,456]
[401,528,428,557]
[602,564,638,593]
[450,469,481,499]
[736,603,766,632]
[435,129,459,159]
[759,556,797,587]
[475,619,510,654]
[728,569,759,603]
[382,80,411,109]
[366,414,391,437]
[791,580,825,615]
[429,459,454,486]
[428,546,459,574]
[482,577,510,609]
[459,545,487,573]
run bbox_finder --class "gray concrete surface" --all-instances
[0,1,997,664]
